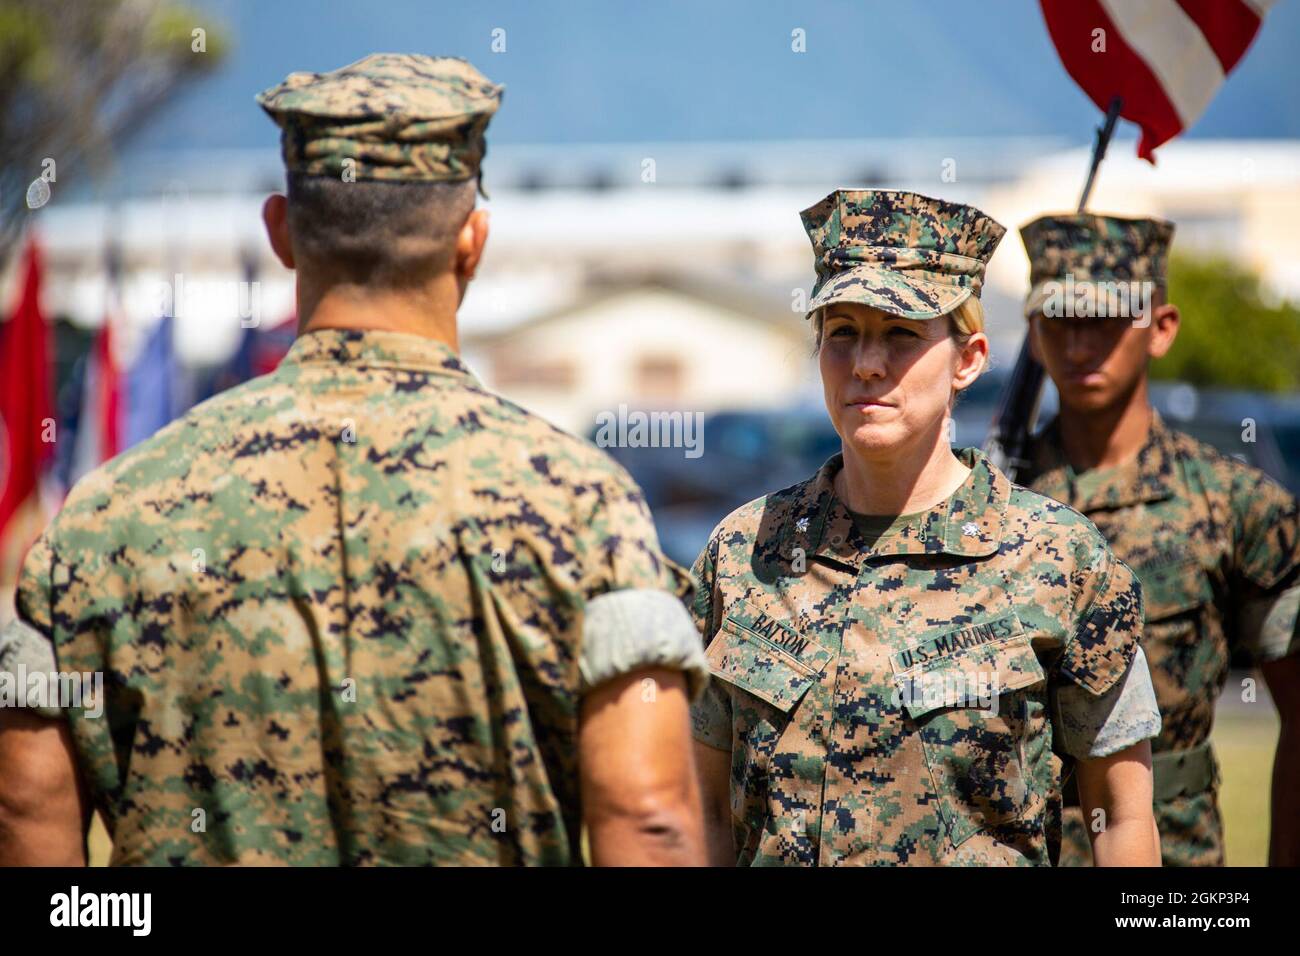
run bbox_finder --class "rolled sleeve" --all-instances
[573,461,708,697]
[4,531,64,719]
[579,588,710,700]
[0,617,63,719]
[1052,645,1161,759]
[1237,583,1300,664]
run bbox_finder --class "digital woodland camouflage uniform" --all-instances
[689,191,1161,866]
[0,54,707,865]
[1019,214,1300,866]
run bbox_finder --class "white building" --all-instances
[7,138,1297,429]
[465,271,815,435]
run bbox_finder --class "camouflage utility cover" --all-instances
[1026,413,1300,866]
[257,54,503,190]
[801,190,1006,321]
[690,448,1151,866]
[1020,213,1174,318]
[10,330,699,865]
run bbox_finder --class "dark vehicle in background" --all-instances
[1038,380,1297,492]
[595,379,1298,568]
[1151,384,1297,493]
[594,407,840,566]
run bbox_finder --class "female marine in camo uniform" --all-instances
[689,189,1162,866]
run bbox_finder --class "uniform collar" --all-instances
[1031,410,1177,511]
[784,447,1007,568]
[281,328,478,380]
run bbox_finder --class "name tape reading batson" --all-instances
[742,611,813,658]
[49,887,151,936]
[0,665,104,718]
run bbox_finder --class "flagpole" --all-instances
[982,95,1125,480]
[1077,96,1123,212]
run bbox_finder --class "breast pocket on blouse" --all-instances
[705,603,834,865]
[1135,555,1213,622]
[889,614,1047,848]
[705,603,833,712]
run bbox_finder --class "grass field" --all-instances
[1213,708,1280,866]
[85,695,1283,867]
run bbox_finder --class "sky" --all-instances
[126,0,1300,156]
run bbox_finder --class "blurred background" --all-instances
[1,0,1297,865]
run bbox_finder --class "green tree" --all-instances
[0,0,226,267]
[1155,253,1300,392]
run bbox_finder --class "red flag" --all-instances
[1041,0,1274,161]
[254,313,299,377]
[94,318,123,460]
[68,299,126,483]
[0,236,55,542]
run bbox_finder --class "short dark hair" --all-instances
[286,173,477,287]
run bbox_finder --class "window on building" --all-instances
[492,354,577,389]
[634,354,684,401]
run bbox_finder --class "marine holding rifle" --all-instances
[1017,213,1300,866]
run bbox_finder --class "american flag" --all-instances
[1041,0,1275,160]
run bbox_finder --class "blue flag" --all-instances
[125,314,181,449]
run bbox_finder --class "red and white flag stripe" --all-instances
[1041,0,1275,161]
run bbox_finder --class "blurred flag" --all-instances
[201,253,265,397]
[95,312,123,459]
[198,254,296,395]
[51,351,88,496]
[0,236,55,551]
[125,314,181,448]
[202,321,255,398]
[69,277,125,481]
[255,313,298,375]
[1041,0,1275,160]
[200,311,297,399]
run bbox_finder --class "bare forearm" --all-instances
[0,812,86,866]
[0,711,88,866]
[587,805,706,866]
[1269,727,1300,866]
[578,668,708,866]
[1077,741,1159,866]
[1091,814,1160,866]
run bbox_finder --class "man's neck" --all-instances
[1056,379,1153,472]
[296,275,461,351]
